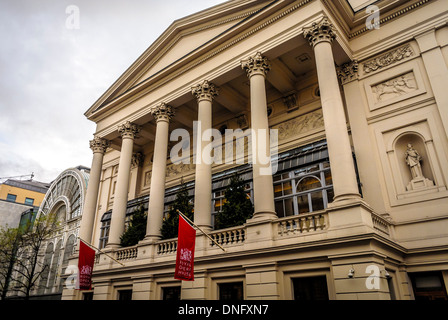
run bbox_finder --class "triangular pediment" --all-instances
[85,0,272,118]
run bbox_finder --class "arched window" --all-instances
[39,243,54,294]
[48,240,62,290]
[273,144,335,218]
[63,235,76,265]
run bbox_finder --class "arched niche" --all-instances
[393,132,434,190]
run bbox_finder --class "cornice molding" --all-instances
[348,0,432,39]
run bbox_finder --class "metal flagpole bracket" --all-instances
[176,210,226,252]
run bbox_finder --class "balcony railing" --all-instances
[371,212,391,235]
[277,212,328,237]
[209,225,246,248]
[95,209,393,268]
[157,238,178,255]
[116,246,138,261]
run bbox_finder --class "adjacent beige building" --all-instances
[64,0,448,300]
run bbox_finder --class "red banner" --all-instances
[77,240,96,290]
[174,215,196,281]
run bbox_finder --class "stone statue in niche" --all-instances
[404,143,434,191]
[405,143,423,179]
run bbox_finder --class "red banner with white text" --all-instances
[77,240,96,290]
[174,215,196,281]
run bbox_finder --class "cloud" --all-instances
[0,0,225,183]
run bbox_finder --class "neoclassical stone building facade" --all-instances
[65,0,448,300]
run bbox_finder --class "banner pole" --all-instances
[176,210,226,252]
[78,237,125,267]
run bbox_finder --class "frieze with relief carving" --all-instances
[274,109,324,141]
[363,44,414,74]
[371,72,417,103]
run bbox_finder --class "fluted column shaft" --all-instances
[192,80,218,232]
[145,103,174,241]
[107,121,141,248]
[242,53,276,219]
[79,137,109,244]
[304,17,360,203]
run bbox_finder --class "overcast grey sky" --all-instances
[0,0,225,183]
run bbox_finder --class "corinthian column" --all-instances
[303,17,360,203]
[79,136,109,244]
[145,103,174,242]
[107,121,141,248]
[192,80,218,232]
[241,53,276,220]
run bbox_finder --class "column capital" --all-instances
[191,80,219,102]
[151,102,175,122]
[241,52,270,78]
[118,121,141,139]
[303,17,336,47]
[89,136,110,154]
[337,60,359,85]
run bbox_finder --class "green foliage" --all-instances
[214,174,253,230]
[161,180,194,239]
[120,206,147,247]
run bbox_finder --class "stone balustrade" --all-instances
[115,245,138,261]
[93,209,393,267]
[157,238,178,255]
[209,225,246,247]
[371,212,391,235]
[277,212,328,237]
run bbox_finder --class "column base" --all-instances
[330,193,362,208]
[104,243,121,250]
[141,235,161,244]
[250,210,277,222]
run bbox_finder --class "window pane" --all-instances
[324,170,332,186]
[6,194,17,202]
[275,200,285,218]
[25,197,34,205]
[118,289,133,300]
[297,194,310,214]
[310,191,324,212]
[274,184,283,197]
[326,188,334,204]
[163,286,181,300]
[284,198,294,216]
[283,181,293,195]
[293,276,329,300]
[219,282,244,300]
[297,177,321,192]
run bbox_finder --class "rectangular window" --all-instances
[117,289,133,300]
[24,197,34,205]
[293,276,329,300]
[410,271,448,300]
[6,194,17,202]
[162,286,181,300]
[83,292,93,300]
[219,282,244,300]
